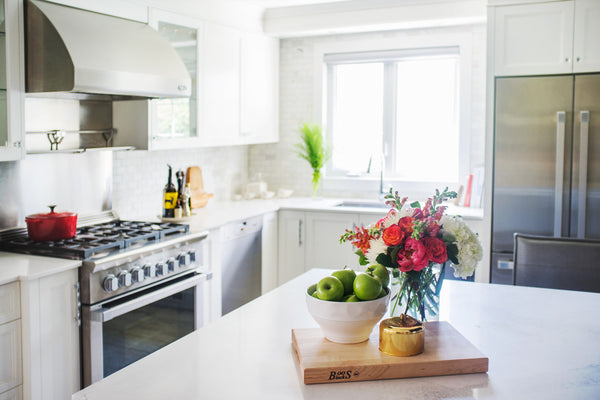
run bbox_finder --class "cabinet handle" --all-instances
[298,219,303,247]
[576,57,581,63]
[74,282,81,327]
[565,57,570,63]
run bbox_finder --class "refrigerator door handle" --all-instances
[577,111,590,238]
[554,111,566,237]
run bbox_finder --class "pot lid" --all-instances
[26,205,77,220]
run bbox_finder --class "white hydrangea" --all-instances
[441,215,483,279]
[365,237,388,263]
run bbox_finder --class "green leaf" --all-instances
[376,253,393,269]
[410,201,421,208]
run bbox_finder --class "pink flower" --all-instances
[396,238,428,272]
[422,237,447,264]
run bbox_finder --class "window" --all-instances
[325,47,461,184]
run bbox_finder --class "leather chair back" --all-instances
[514,233,600,293]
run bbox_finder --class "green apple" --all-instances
[366,264,390,288]
[316,276,345,301]
[353,273,382,301]
[307,283,317,296]
[377,286,389,299]
[312,291,320,298]
[343,294,360,302]
[331,269,356,295]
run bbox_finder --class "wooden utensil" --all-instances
[186,166,214,208]
[292,321,488,384]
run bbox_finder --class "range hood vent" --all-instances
[25,0,191,99]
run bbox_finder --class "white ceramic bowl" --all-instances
[305,289,390,344]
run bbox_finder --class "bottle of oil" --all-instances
[163,164,178,218]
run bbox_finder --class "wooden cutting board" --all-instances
[186,166,213,208]
[292,321,488,384]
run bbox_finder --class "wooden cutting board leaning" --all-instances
[186,166,214,208]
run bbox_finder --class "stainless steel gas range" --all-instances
[0,211,211,387]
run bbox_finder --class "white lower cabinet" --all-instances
[21,269,80,400]
[277,211,306,285]
[278,211,367,285]
[0,386,22,400]
[0,281,21,398]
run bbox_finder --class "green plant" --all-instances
[295,123,331,196]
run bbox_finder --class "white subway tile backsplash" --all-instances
[112,146,248,220]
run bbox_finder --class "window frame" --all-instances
[312,32,473,200]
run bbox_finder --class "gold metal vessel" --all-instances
[379,315,425,357]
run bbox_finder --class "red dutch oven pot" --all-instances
[25,205,78,241]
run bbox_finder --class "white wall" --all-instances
[249,23,487,199]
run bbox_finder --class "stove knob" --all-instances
[103,274,119,292]
[118,271,132,287]
[131,267,145,283]
[143,263,156,278]
[155,263,165,276]
[178,252,188,267]
[167,258,176,271]
[188,250,197,263]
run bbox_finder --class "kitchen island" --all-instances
[72,269,600,400]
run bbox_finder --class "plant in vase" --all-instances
[340,188,483,322]
[294,123,331,197]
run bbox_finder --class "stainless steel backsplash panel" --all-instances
[0,151,112,229]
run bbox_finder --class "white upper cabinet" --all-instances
[114,12,279,149]
[240,32,279,145]
[0,0,24,161]
[494,1,574,76]
[573,0,600,73]
[494,0,600,76]
[148,10,203,150]
[200,22,241,147]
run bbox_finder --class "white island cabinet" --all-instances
[72,269,600,399]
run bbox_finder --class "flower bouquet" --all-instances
[340,188,483,322]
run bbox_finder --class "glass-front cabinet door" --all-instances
[0,0,24,161]
[148,9,202,150]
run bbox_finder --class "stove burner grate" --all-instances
[0,219,190,259]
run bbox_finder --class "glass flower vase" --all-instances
[389,262,447,322]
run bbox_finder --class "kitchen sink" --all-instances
[335,201,388,209]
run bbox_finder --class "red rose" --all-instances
[397,216,414,236]
[382,224,405,246]
[423,237,447,264]
[396,238,428,272]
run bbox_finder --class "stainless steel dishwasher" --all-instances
[221,215,262,315]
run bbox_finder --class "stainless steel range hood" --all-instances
[25,0,191,99]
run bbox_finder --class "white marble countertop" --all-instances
[73,268,600,400]
[162,197,483,234]
[0,252,81,285]
[0,197,482,286]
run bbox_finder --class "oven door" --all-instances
[82,270,208,387]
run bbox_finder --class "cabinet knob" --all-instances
[576,57,581,62]
[565,57,570,62]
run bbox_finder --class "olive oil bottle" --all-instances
[163,164,178,218]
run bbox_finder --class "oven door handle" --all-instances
[101,273,207,322]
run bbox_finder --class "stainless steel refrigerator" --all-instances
[491,74,600,284]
